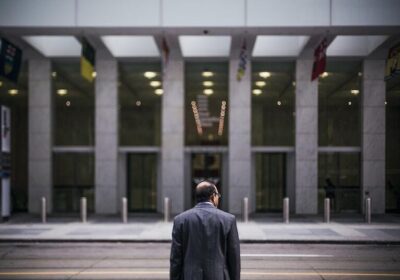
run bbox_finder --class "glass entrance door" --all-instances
[127,153,157,212]
[191,153,222,207]
[255,153,286,212]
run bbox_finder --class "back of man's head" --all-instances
[195,181,216,203]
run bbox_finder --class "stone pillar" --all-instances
[295,58,318,214]
[161,55,184,214]
[95,59,118,214]
[362,59,386,214]
[28,59,52,213]
[228,39,252,214]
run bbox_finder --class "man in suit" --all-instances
[170,181,241,280]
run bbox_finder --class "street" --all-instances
[0,243,399,279]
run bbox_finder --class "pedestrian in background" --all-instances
[170,181,241,280]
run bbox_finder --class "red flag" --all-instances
[311,38,328,81]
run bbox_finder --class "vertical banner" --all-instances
[311,38,328,81]
[0,37,22,83]
[80,38,95,82]
[1,106,10,153]
[236,39,248,81]
[161,37,170,74]
[385,43,400,81]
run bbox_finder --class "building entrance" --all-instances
[190,153,222,208]
[255,153,286,212]
[126,153,157,212]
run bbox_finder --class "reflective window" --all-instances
[252,61,295,146]
[52,61,94,146]
[119,62,161,146]
[386,73,400,212]
[318,153,361,213]
[185,62,228,146]
[0,62,28,211]
[319,60,362,146]
[53,153,94,213]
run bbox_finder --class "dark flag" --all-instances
[0,38,22,83]
[236,39,247,81]
[81,38,95,82]
[161,37,170,71]
[311,38,328,81]
[385,43,400,81]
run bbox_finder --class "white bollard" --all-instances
[81,197,87,223]
[365,197,371,224]
[283,197,289,224]
[242,197,249,223]
[41,197,47,224]
[122,197,128,223]
[324,198,330,223]
[164,197,170,222]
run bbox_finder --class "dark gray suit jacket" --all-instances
[170,202,240,280]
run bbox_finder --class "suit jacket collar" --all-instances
[195,202,216,208]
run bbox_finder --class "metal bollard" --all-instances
[80,197,87,223]
[324,198,330,223]
[122,197,128,223]
[41,197,47,224]
[365,197,371,224]
[283,197,289,224]
[242,197,249,223]
[164,197,170,222]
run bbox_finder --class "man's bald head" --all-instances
[195,181,217,203]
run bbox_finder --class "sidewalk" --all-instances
[0,213,399,244]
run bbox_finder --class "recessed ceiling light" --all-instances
[259,72,271,79]
[155,89,163,95]
[348,101,352,106]
[66,101,71,107]
[92,72,97,78]
[0,81,2,87]
[204,89,214,95]
[202,71,214,77]
[358,72,363,77]
[277,100,282,106]
[57,89,68,96]
[150,81,161,87]
[255,81,266,87]
[8,89,18,95]
[203,81,214,87]
[385,101,387,105]
[292,81,296,87]
[52,72,57,78]
[144,72,157,79]
[321,72,329,78]
[136,100,142,106]
[252,89,262,95]
[351,89,359,95]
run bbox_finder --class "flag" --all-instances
[161,37,170,72]
[80,38,95,82]
[311,38,328,81]
[0,38,22,83]
[385,43,400,81]
[236,40,247,81]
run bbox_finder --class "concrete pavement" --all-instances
[0,213,399,243]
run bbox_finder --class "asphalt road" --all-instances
[0,242,399,279]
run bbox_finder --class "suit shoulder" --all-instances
[173,208,196,222]
[215,208,236,221]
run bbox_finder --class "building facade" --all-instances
[0,0,399,216]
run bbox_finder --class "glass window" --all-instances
[318,153,361,213]
[319,60,362,146]
[0,62,28,212]
[185,62,228,146]
[252,61,295,146]
[52,61,94,146]
[53,153,94,213]
[386,73,400,212]
[119,62,161,146]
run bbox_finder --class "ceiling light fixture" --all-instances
[252,89,262,95]
[66,101,71,107]
[203,81,214,87]
[51,72,57,78]
[8,89,18,95]
[259,72,271,79]
[155,89,163,95]
[277,100,282,106]
[150,81,161,87]
[57,89,68,96]
[144,71,157,79]
[321,72,329,78]
[348,101,352,106]
[202,71,214,77]
[350,89,359,95]
[136,101,142,106]
[255,81,266,87]
[92,71,97,78]
[204,89,213,95]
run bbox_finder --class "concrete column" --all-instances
[28,59,52,213]
[362,59,386,214]
[161,54,184,214]
[228,38,252,214]
[95,59,118,214]
[295,58,318,214]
